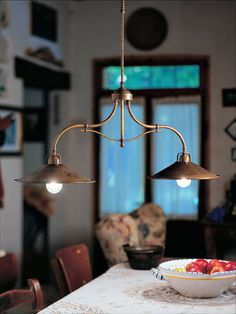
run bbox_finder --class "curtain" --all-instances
[152,96,200,218]
[99,101,145,216]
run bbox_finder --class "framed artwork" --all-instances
[0,106,22,155]
[31,1,57,42]
[232,147,236,162]
[222,88,236,107]
[224,118,236,141]
[0,1,10,28]
[0,67,7,95]
[23,108,46,142]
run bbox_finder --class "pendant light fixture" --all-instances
[15,0,219,192]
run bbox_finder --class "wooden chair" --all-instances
[0,278,44,313]
[51,244,93,297]
[51,258,68,298]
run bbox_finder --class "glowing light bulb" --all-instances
[116,74,127,85]
[176,178,191,188]
[46,182,63,194]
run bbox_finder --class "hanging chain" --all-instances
[120,0,125,89]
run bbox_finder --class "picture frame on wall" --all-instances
[222,88,236,107]
[224,118,236,141]
[31,1,57,42]
[0,67,7,95]
[23,108,46,142]
[232,147,236,162]
[0,106,22,155]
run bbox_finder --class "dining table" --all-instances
[39,263,236,314]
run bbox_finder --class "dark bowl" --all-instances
[123,244,164,270]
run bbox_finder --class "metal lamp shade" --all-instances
[151,161,219,180]
[15,164,95,184]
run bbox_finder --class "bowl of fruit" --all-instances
[152,258,236,298]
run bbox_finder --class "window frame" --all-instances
[93,55,210,223]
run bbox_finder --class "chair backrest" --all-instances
[52,244,92,297]
[0,278,44,313]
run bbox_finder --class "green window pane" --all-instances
[103,65,200,90]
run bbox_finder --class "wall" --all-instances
[0,0,71,262]
[65,0,235,251]
[1,0,235,264]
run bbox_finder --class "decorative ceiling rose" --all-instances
[126,7,168,51]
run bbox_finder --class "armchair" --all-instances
[95,204,166,266]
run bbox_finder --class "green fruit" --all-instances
[174,267,186,272]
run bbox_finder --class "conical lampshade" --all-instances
[150,161,219,180]
[15,164,95,184]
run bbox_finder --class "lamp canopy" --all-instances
[151,161,219,180]
[150,153,219,180]
[15,164,95,184]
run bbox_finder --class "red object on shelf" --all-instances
[0,253,18,293]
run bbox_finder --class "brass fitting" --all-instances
[177,152,191,163]
[48,153,62,165]
[112,88,133,101]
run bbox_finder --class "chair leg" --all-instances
[51,259,69,297]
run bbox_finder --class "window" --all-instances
[99,99,145,215]
[103,65,200,90]
[94,57,209,220]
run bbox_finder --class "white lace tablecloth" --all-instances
[39,263,236,314]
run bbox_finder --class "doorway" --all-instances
[14,55,71,283]
[22,87,50,284]
[94,57,209,220]
[93,56,210,268]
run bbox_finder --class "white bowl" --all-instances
[153,259,236,298]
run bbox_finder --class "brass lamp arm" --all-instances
[52,123,84,153]
[127,100,187,153]
[127,100,156,129]
[51,101,118,152]
[158,125,187,154]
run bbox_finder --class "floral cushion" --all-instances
[95,214,139,266]
[129,203,166,246]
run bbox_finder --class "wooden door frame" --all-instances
[92,55,210,223]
